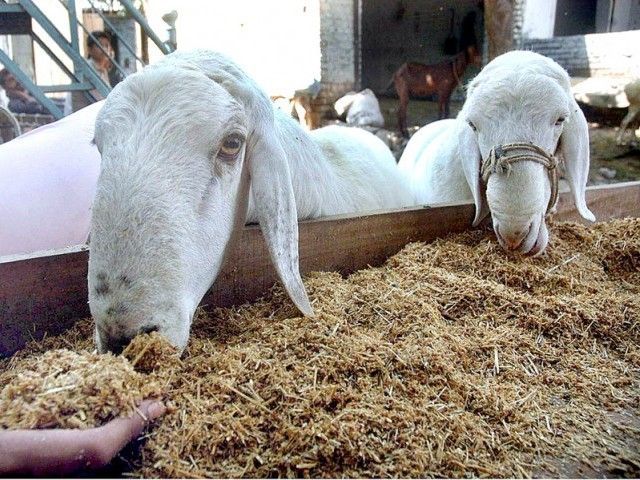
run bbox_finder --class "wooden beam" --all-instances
[484,0,515,61]
[205,201,476,312]
[1,181,639,357]
[555,181,640,224]
[0,245,90,357]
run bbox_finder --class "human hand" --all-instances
[0,399,165,476]
[16,89,34,102]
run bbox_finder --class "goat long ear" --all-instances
[247,125,314,317]
[557,101,595,222]
[456,120,489,226]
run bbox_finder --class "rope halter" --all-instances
[480,142,559,218]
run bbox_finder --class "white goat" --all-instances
[399,50,595,257]
[89,49,412,353]
[616,77,640,144]
[334,88,385,128]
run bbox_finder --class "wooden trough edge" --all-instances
[1,181,639,357]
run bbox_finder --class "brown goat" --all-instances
[391,45,480,136]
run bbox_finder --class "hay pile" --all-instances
[0,219,638,477]
[0,349,163,430]
[123,331,183,374]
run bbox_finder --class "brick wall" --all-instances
[512,0,525,49]
[0,111,54,143]
[317,0,357,118]
[320,0,355,86]
[522,30,640,77]
[15,113,55,133]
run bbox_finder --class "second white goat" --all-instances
[89,49,412,353]
[334,88,385,128]
[616,77,640,144]
[399,50,595,256]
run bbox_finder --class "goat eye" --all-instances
[218,134,244,160]
[555,116,566,126]
[467,120,477,132]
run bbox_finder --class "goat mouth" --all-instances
[525,232,546,257]
[521,220,549,257]
[494,218,547,256]
[495,224,530,252]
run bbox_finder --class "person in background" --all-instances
[64,31,124,115]
[86,30,124,94]
[0,68,48,114]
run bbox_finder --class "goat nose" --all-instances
[497,224,530,250]
[98,325,158,354]
[99,333,133,355]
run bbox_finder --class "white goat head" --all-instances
[89,50,312,354]
[456,51,595,256]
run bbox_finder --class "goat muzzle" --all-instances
[480,142,559,218]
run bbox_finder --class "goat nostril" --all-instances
[99,326,158,354]
[497,224,531,250]
[103,335,133,355]
[505,234,525,249]
[140,325,159,335]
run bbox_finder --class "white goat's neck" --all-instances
[247,111,361,222]
[422,128,472,205]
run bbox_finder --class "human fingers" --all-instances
[88,400,166,467]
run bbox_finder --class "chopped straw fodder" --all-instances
[1,219,639,478]
[0,349,163,430]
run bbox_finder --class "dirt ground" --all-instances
[378,97,640,185]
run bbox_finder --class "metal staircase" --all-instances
[0,0,174,119]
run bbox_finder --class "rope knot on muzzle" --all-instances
[480,142,559,218]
